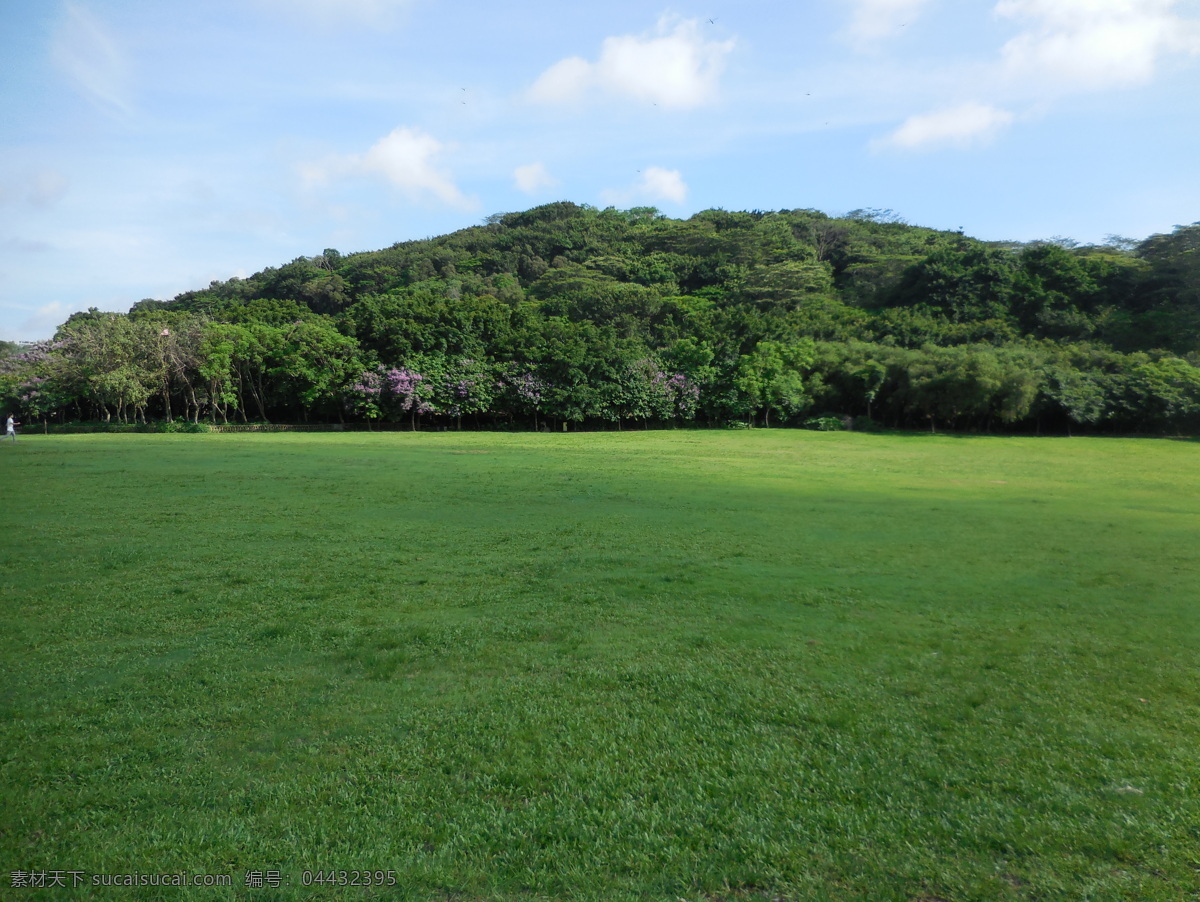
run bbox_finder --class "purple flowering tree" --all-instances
[2,341,74,428]
[348,368,385,425]
[428,357,497,429]
[347,364,434,428]
[502,370,548,430]
[656,370,701,421]
[611,358,699,426]
[384,366,434,428]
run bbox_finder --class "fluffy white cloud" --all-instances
[847,0,933,43]
[358,129,468,206]
[302,127,473,208]
[602,167,689,206]
[639,167,689,203]
[877,102,1016,150]
[51,3,133,115]
[528,16,734,109]
[996,0,1200,88]
[513,162,559,194]
[527,57,593,104]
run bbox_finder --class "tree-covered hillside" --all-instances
[3,203,1198,433]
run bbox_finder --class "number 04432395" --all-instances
[301,870,397,887]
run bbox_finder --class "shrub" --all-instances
[156,420,211,433]
[804,416,846,432]
[852,416,883,432]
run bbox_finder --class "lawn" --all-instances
[1,430,1198,900]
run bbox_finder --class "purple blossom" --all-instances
[510,373,546,407]
[0,341,53,376]
[385,367,422,395]
[642,361,699,417]
[352,369,383,396]
[384,367,432,413]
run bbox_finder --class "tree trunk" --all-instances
[250,382,266,421]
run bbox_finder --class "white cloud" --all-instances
[513,162,559,194]
[602,167,689,206]
[359,129,467,206]
[528,57,594,104]
[528,16,734,109]
[303,127,474,209]
[865,0,1199,153]
[639,167,689,203]
[847,0,933,44]
[877,102,1016,150]
[996,0,1200,89]
[50,3,133,116]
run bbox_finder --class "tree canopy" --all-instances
[4,206,1197,434]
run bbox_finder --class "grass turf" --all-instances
[1,430,1198,900]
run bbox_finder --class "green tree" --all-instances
[266,319,362,422]
[889,246,1019,323]
[734,340,816,427]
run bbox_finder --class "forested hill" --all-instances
[4,203,1199,433]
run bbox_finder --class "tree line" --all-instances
[2,203,1197,434]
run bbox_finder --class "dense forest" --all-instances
[3,203,1198,433]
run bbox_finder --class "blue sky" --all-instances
[2,0,1198,340]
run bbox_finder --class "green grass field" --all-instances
[2,430,1198,901]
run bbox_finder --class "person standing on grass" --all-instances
[6,414,17,442]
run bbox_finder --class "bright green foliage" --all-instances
[1042,366,1114,430]
[8,205,1199,434]
[896,345,1040,428]
[263,318,363,420]
[734,340,816,426]
[1126,356,1200,429]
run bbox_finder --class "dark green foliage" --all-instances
[886,245,1020,322]
[10,205,1199,433]
[1129,223,1200,353]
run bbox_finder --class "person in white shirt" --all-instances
[6,415,17,442]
